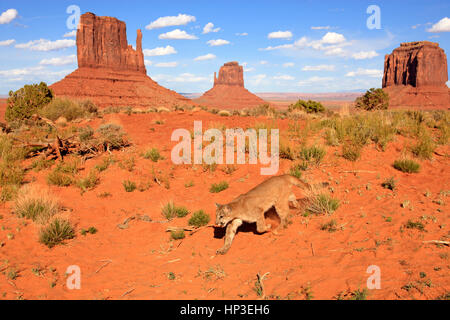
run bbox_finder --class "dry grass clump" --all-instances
[39,218,75,248]
[161,201,190,220]
[393,159,421,173]
[40,98,97,121]
[304,185,339,216]
[14,185,59,224]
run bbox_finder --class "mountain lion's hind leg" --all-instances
[216,219,243,255]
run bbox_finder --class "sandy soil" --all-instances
[0,109,448,300]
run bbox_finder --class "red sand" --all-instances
[0,110,449,300]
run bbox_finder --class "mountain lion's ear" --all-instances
[215,203,221,209]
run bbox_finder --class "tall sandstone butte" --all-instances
[195,62,266,109]
[382,41,449,109]
[51,12,190,108]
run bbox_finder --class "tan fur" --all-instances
[215,175,314,255]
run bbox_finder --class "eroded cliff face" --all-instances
[382,41,449,109]
[51,12,190,108]
[77,12,146,73]
[195,62,265,109]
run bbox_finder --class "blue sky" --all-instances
[0,0,449,94]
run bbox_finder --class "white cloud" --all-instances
[146,14,196,30]
[144,60,152,66]
[158,29,198,40]
[311,26,331,30]
[251,74,268,86]
[298,76,334,86]
[268,31,293,39]
[236,32,248,36]
[345,68,383,78]
[273,75,295,81]
[302,64,335,71]
[244,67,255,72]
[63,30,76,38]
[39,55,76,66]
[0,65,73,82]
[203,22,220,34]
[324,47,345,56]
[143,45,177,57]
[154,62,178,68]
[427,17,450,32]
[352,50,379,60]
[0,8,18,24]
[259,44,294,51]
[15,39,76,51]
[194,53,216,61]
[283,62,295,68]
[0,39,15,46]
[260,60,268,65]
[207,39,230,46]
[321,32,346,44]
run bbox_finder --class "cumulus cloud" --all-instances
[302,64,335,71]
[194,53,216,61]
[321,32,346,44]
[203,22,220,34]
[0,65,73,83]
[352,50,379,60]
[144,60,152,66]
[0,8,18,24]
[251,74,268,86]
[146,14,196,30]
[427,17,450,32]
[63,30,77,38]
[39,55,76,66]
[15,39,75,51]
[311,26,331,30]
[345,68,383,77]
[259,44,294,51]
[143,45,177,57]
[154,62,178,68]
[0,39,15,46]
[268,31,293,39]
[158,29,198,40]
[207,39,230,46]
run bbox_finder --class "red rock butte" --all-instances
[51,12,191,108]
[195,62,266,109]
[382,41,449,109]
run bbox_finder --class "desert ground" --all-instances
[0,100,448,301]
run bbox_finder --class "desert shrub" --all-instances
[97,124,128,150]
[411,132,435,159]
[171,230,185,240]
[249,104,277,117]
[320,219,338,232]
[289,164,304,179]
[78,126,95,142]
[31,157,54,172]
[80,226,98,236]
[161,201,190,220]
[342,142,362,161]
[78,100,98,115]
[0,161,25,187]
[299,146,326,164]
[405,220,425,232]
[188,210,210,228]
[39,218,75,248]
[14,185,59,224]
[324,128,339,146]
[122,180,137,192]
[289,99,325,114]
[47,170,73,187]
[76,170,99,192]
[0,184,19,202]
[143,148,162,162]
[393,159,420,173]
[6,82,53,122]
[306,194,340,215]
[355,88,389,111]
[95,157,114,172]
[119,156,135,172]
[210,181,229,193]
[381,177,397,191]
[40,98,87,122]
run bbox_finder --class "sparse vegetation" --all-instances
[394,159,420,173]
[306,194,340,215]
[170,230,185,240]
[355,88,389,111]
[405,220,425,232]
[210,181,229,193]
[40,98,97,122]
[161,201,190,220]
[76,170,99,192]
[382,177,397,191]
[289,99,325,114]
[299,146,326,164]
[14,185,59,224]
[39,218,75,248]
[320,219,338,232]
[143,148,162,162]
[188,210,210,228]
[122,180,137,192]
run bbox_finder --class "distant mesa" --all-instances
[382,41,449,109]
[51,12,190,108]
[195,61,266,110]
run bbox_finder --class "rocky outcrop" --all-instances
[382,41,449,109]
[51,12,190,108]
[195,62,265,109]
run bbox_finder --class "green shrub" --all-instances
[47,170,73,187]
[39,218,75,248]
[248,104,277,117]
[76,170,99,192]
[161,201,190,220]
[143,148,162,162]
[123,180,137,192]
[6,82,53,122]
[210,181,229,193]
[188,210,210,228]
[355,88,389,111]
[393,159,420,173]
[342,142,362,161]
[306,194,340,215]
[14,186,59,224]
[40,98,86,121]
[171,230,185,240]
[80,226,97,236]
[411,133,435,159]
[78,126,95,142]
[405,220,425,232]
[289,164,303,179]
[97,124,128,150]
[299,146,326,164]
[289,99,325,113]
